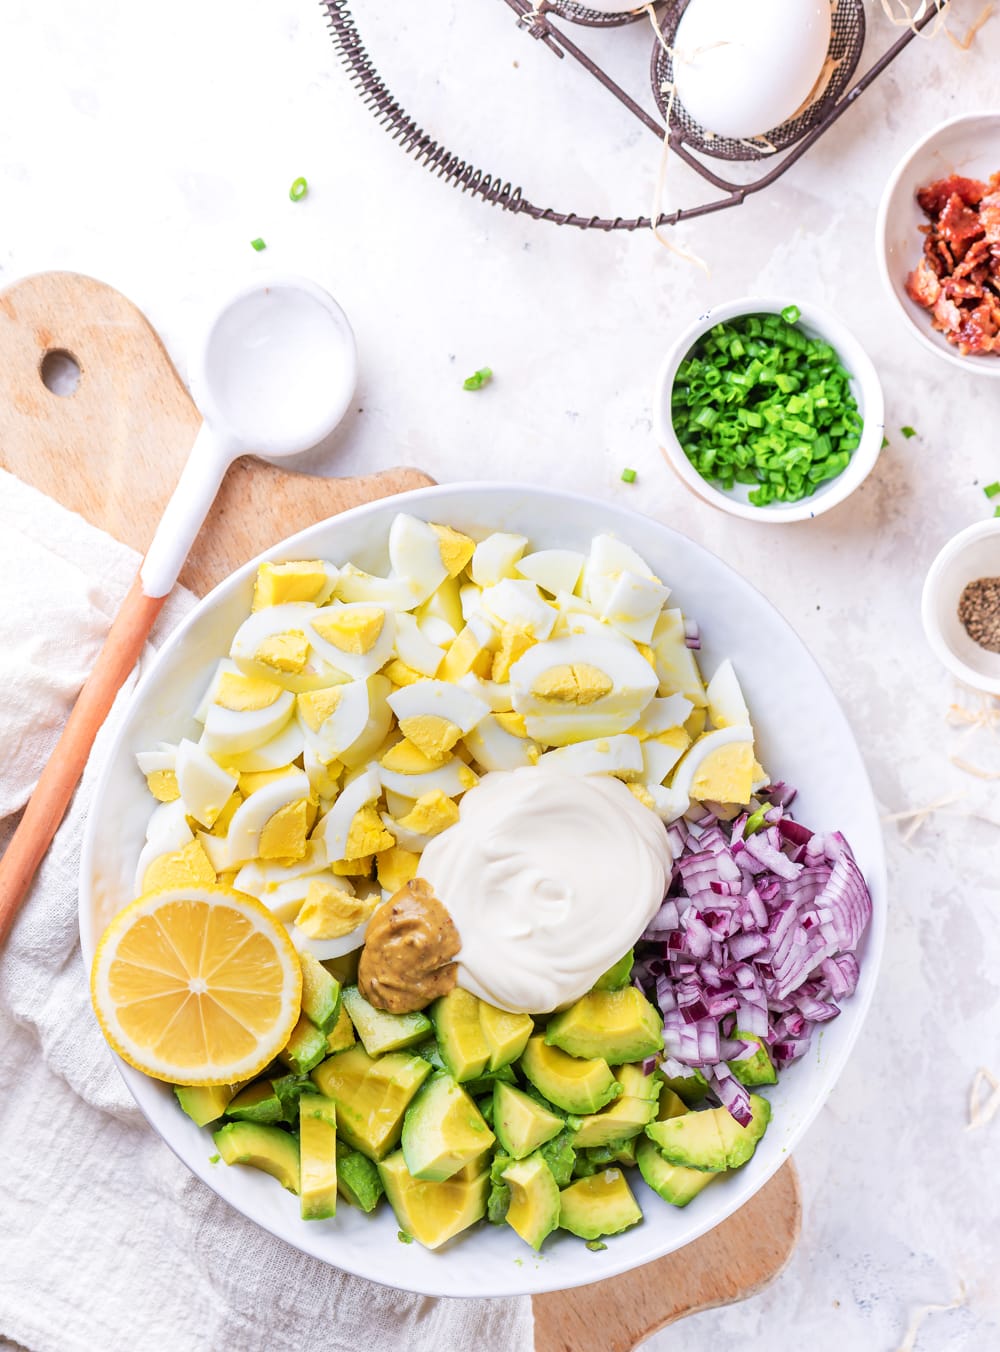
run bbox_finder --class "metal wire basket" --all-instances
[321,0,942,233]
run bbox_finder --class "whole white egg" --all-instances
[673,0,832,141]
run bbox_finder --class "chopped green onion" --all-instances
[900,425,916,439]
[621,468,637,484]
[397,1230,414,1244]
[586,1240,608,1252]
[881,436,890,449]
[250,237,266,252]
[208,1153,220,1164]
[995,505,1000,518]
[984,482,1000,499]
[463,367,493,391]
[780,305,801,325]
[289,176,308,201]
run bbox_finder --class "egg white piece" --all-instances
[306,603,396,681]
[463,714,538,772]
[394,611,446,676]
[634,693,694,738]
[311,765,382,863]
[641,737,688,787]
[649,609,709,706]
[388,514,449,606]
[230,603,348,692]
[335,563,416,611]
[379,756,477,802]
[222,768,312,869]
[302,742,343,802]
[457,672,515,713]
[538,733,643,779]
[416,614,457,650]
[416,575,465,634]
[517,549,585,598]
[582,533,660,613]
[175,738,238,828]
[133,800,194,894]
[706,658,751,729]
[379,811,433,854]
[234,852,337,923]
[387,679,490,736]
[673,0,832,140]
[479,579,557,641]
[290,913,372,962]
[668,723,755,815]
[470,532,528,587]
[598,571,672,644]
[201,688,296,758]
[510,634,657,746]
[134,745,177,775]
[194,659,240,723]
[222,718,305,773]
[303,674,393,770]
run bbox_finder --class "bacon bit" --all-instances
[906,172,1000,356]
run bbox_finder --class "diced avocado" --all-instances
[544,988,663,1065]
[337,1149,384,1212]
[413,1039,446,1071]
[609,1137,638,1169]
[559,1169,642,1241]
[311,1044,430,1160]
[461,1063,517,1098]
[225,1079,284,1125]
[431,989,490,1082]
[325,1003,356,1055]
[174,1083,236,1127]
[656,1085,689,1121]
[323,950,359,986]
[661,1067,708,1106]
[378,1151,489,1249]
[520,1036,620,1116]
[539,1129,577,1188]
[299,952,342,1034]
[478,1003,533,1071]
[493,1082,563,1160]
[592,948,634,991]
[571,1093,658,1148]
[279,1015,330,1075]
[727,1033,778,1087]
[213,1121,300,1194]
[299,1093,338,1220]
[572,1153,599,1178]
[401,1073,496,1182]
[637,1135,718,1207]
[502,1153,560,1251]
[342,986,432,1056]
[615,1063,662,1101]
[487,1152,513,1224]
[271,1073,315,1125]
[645,1094,771,1172]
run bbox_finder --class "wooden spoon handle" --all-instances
[0,574,165,944]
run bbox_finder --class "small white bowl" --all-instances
[922,518,1000,693]
[876,111,1000,377]
[654,297,885,523]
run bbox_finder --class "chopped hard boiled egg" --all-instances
[706,658,750,729]
[538,733,643,778]
[252,559,338,610]
[510,634,657,746]
[308,604,396,679]
[669,724,756,812]
[470,532,528,587]
[175,739,238,829]
[517,548,585,597]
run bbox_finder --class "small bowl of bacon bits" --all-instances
[877,112,1000,375]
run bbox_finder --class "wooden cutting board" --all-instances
[0,271,801,1349]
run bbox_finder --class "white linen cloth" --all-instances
[0,470,534,1352]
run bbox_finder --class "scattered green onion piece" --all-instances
[900,425,916,439]
[208,1153,221,1164]
[995,505,1000,518]
[289,176,308,201]
[881,436,890,449]
[984,482,1000,499]
[463,367,493,391]
[780,305,801,325]
[621,467,637,484]
[250,237,266,252]
[586,1240,608,1252]
[397,1230,414,1244]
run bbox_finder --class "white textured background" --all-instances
[2,1,1000,1348]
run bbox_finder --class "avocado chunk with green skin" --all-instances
[479,1003,533,1072]
[279,1015,331,1075]
[401,1073,496,1182]
[502,1153,561,1250]
[520,1036,620,1116]
[325,1002,356,1054]
[337,1149,384,1212]
[299,951,342,1034]
[299,1093,338,1220]
[559,1168,643,1241]
[413,1039,446,1071]
[213,1121,300,1194]
[342,986,433,1057]
[538,1129,577,1187]
[487,1152,513,1223]
[378,1150,489,1249]
[656,1085,689,1121]
[592,948,634,991]
[311,1044,430,1160]
[545,988,663,1065]
[646,1094,771,1172]
[637,1135,718,1207]
[225,1079,285,1125]
[493,1082,564,1160]
[431,989,491,1082]
[271,1073,317,1125]
[461,1063,518,1098]
[609,1138,638,1169]
[661,1068,708,1106]
[571,1093,658,1148]
[175,1083,236,1127]
[727,1033,778,1087]
[615,1063,662,1102]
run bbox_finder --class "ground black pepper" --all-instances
[958,576,1000,653]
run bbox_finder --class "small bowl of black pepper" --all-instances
[922,520,1000,694]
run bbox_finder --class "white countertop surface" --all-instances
[3,2,1000,1347]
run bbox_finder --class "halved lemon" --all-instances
[90,884,302,1086]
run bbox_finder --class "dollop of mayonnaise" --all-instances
[417,766,673,1014]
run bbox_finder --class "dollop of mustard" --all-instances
[358,878,460,1013]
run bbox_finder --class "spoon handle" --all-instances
[0,576,165,945]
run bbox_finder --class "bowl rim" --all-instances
[874,109,1000,379]
[921,517,1000,694]
[653,295,885,523]
[78,480,887,1297]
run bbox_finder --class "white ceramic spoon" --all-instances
[0,273,357,942]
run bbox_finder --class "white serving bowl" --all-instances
[876,111,1000,377]
[79,483,886,1299]
[922,518,1000,693]
[654,297,885,523]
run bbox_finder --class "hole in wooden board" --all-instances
[40,348,81,397]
